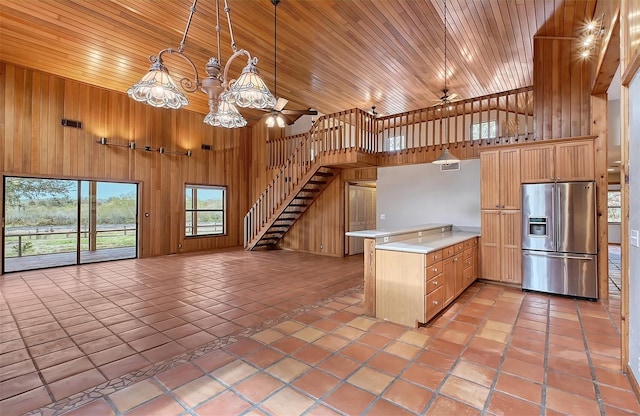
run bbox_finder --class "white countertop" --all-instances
[375,231,480,254]
[345,223,451,238]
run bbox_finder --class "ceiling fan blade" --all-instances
[449,93,460,100]
[274,97,288,111]
[281,108,318,116]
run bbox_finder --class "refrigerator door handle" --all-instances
[523,252,594,261]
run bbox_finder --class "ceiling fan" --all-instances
[261,0,317,127]
[430,0,461,108]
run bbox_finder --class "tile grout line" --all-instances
[480,285,526,416]
[540,296,550,416]
[0,280,57,404]
[575,301,607,416]
[25,284,365,415]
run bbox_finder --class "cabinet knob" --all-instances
[433,281,438,285]
[495,204,500,208]
[433,268,438,273]
[434,300,439,305]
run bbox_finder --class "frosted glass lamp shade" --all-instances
[204,97,247,128]
[127,63,189,109]
[227,63,277,109]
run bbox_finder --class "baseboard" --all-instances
[627,364,640,402]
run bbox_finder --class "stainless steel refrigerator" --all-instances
[521,181,598,299]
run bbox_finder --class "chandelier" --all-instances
[127,0,276,128]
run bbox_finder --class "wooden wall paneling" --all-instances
[534,37,593,140]
[1,62,251,263]
[279,171,344,256]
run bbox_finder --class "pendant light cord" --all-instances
[274,0,278,97]
[444,0,447,93]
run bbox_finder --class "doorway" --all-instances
[3,177,138,273]
[345,183,376,255]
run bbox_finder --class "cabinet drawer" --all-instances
[425,286,444,321]
[426,261,443,280]
[425,249,442,266]
[443,245,455,258]
[463,257,473,269]
[454,243,464,254]
[426,274,443,294]
[464,238,478,249]
[463,266,474,286]
[464,248,472,259]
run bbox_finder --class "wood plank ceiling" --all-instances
[0,0,596,118]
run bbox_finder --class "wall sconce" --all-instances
[97,137,136,149]
[97,138,191,156]
[157,147,193,157]
[579,14,605,59]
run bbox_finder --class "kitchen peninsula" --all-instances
[346,224,479,326]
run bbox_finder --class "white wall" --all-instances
[628,72,640,383]
[376,159,481,229]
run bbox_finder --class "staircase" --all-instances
[245,165,338,250]
[244,128,341,250]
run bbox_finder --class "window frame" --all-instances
[386,135,406,152]
[470,120,497,140]
[607,187,621,224]
[185,184,227,238]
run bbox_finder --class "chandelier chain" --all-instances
[178,0,198,53]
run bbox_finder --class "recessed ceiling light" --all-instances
[607,168,615,172]
[615,160,621,164]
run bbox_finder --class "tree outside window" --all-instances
[185,185,226,236]
[471,120,497,140]
[608,190,621,223]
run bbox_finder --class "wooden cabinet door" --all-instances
[480,151,501,210]
[454,254,464,296]
[500,210,522,284]
[521,145,554,183]
[480,210,501,281]
[443,256,455,305]
[500,148,521,209]
[555,141,595,181]
[471,245,478,281]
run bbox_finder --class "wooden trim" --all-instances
[592,11,620,95]
[478,135,597,153]
[622,48,640,86]
[626,364,640,403]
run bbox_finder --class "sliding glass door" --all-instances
[3,177,138,273]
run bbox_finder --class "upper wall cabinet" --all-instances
[480,148,521,210]
[521,141,594,183]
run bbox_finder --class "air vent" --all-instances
[440,162,460,172]
[61,119,82,129]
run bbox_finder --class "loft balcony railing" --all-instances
[266,86,534,168]
[247,86,535,248]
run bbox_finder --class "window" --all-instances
[386,135,406,151]
[185,185,226,236]
[608,190,621,223]
[471,120,497,140]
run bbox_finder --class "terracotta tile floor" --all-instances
[1,247,638,415]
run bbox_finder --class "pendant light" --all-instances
[432,0,460,165]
